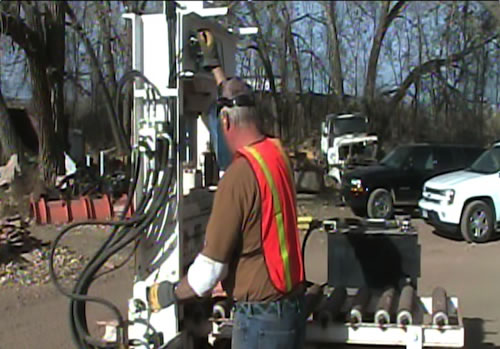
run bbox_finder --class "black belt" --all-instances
[234,293,304,316]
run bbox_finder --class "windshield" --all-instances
[380,146,412,169]
[468,147,500,174]
[330,116,367,136]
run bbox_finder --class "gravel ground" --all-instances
[1,192,499,348]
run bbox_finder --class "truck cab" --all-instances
[320,113,378,186]
[343,143,483,219]
[419,142,500,243]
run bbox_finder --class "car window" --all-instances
[406,147,433,171]
[434,147,455,170]
[463,148,483,165]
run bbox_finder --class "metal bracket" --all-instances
[406,326,423,349]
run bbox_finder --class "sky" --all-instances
[0,1,498,108]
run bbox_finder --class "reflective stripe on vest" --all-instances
[238,138,304,293]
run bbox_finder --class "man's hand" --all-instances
[147,281,178,312]
[197,29,221,71]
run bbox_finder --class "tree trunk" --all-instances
[0,89,24,163]
[23,2,63,184]
[98,1,118,99]
[282,4,304,142]
[324,1,344,99]
[248,2,283,138]
[46,1,67,166]
[364,1,406,102]
[63,1,129,155]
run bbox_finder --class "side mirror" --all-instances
[321,122,327,136]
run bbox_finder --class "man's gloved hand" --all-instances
[147,281,178,312]
[197,29,220,71]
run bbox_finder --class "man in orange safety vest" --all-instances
[147,29,307,349]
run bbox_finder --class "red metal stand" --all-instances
[30,194,134,225]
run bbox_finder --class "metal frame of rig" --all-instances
[209,217,465,349]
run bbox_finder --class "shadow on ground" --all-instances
[431,229,464,242]
[464,317,499,349]
[432,229,500,243]
[0,234,49,265]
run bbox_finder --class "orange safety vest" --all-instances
[237,138,304,294]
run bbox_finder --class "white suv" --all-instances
[419,143,500,243]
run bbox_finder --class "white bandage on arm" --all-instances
[187,253,228,297]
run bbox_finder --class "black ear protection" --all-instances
[216,77,256,109]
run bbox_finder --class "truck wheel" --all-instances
[367,188,393,219]
[351,206,367,217]
[460,200,494,243]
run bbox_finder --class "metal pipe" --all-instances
[397,285,415,326]
[304,284,324,319]
[318,286,347,327]
[374,287,395,326]
[350,287,370,325]
[432,287,449,327]
[100,151,105,176]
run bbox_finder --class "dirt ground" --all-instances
[1,193,499,348]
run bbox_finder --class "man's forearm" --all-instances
[212,66,226,86]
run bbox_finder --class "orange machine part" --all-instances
[30,196,48,224]
[30,194,134,225]
[112,194,134,219]
[91,195,113,220]
[46,200,70,225]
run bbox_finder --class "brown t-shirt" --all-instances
[201,156,282,301]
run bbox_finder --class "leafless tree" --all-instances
[364,1,407,102]
[0,2,66,184]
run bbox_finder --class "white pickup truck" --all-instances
[419,142,500,243]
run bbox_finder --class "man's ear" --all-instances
[221,110,230,131]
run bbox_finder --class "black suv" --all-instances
[341,143,484,218]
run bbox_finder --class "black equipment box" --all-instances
[326,218,421,290]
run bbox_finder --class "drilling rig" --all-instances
[50,2,466,348]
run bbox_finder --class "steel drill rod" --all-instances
[318,286,347,326]
[397,285,415,326]
[374,287,395,326]
[432,287,449,326]
[305,284,325,318]
[350,287,370,325]
[212,298,233,320]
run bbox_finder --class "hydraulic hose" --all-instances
[68,138,174,348]
[50,72,176,348]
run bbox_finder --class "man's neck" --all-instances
[234,131,265,151]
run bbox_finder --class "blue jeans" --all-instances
[231,294,306,349]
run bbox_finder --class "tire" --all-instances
[367,188,394,219]
[460,200,494,243]
[351,206,367,217]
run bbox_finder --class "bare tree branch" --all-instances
[389,35,498,107]
[62,0,129,155]
[0,11,43,58]
[364,1,407,101]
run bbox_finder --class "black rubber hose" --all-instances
[51,65,177,348]
[49,148,162,347]
[65,150,144,348]
[67,138,174,347]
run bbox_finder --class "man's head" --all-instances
[217,77,262,153]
